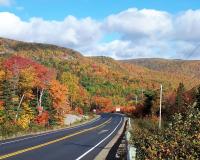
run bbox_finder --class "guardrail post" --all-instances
[126,118,136,160]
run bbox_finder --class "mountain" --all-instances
[0,37,200,95]
[121,58,200,79]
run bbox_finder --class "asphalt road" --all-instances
[0,113,124,160]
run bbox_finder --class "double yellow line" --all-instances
[0,118,112,160]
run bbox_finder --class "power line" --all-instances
[186,43,200,60]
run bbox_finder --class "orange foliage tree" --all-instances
[0,100,4,124]
[92,96,113,112]
[120,105,136,114]
[49,80,70,124]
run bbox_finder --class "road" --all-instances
[0,113,124,160]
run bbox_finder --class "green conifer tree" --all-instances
[195,86,200,110]
[0,78,17,121]
[175,82,185,112]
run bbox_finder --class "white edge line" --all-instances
[76,117,123,160]
[0,117,101,146]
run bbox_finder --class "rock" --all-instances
[64,114,83,125]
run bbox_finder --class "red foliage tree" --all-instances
[35,111,49,126]
[3,55,55,109]
[75,107,84,115]
[3,55,55,87]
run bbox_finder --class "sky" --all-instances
[0,0,200,60]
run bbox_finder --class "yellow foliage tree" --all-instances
[61,72,79,108]
[15,68,38,121]
[17,114,31,129]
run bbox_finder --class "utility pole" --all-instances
[159,84,163,129]
[135,95,138,105]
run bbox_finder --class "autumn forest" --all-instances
[0,37,199,159]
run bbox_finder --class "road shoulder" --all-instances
[94,117,126,160]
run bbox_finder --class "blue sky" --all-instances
[1,0,200,20]
[0,0,200,59]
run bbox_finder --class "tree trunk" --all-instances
[15,94,25,122]
[39,88,44,107]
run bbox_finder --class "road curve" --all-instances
[0,113,124,160]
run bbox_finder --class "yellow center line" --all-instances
[0,118,112,160]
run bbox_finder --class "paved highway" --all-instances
[0,113,124,160]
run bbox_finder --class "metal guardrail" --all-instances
[126,118,136,160]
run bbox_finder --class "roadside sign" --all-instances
[116,107,120,112]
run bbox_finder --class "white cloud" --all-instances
[0,12,102,49]
[104,8,173,40]
[84,39,173,60]
[175,10,200,42]
[0,0,11,6]
[99,8,200,59]
[0,8,200,60]
[173,41,200,59]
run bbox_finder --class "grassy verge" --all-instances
[0,114,98,140]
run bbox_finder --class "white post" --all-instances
[159,84,163,129]
[135,95,138,105]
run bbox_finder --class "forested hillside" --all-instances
[122,58,200,79]
[0,37,200,137]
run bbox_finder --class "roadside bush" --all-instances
[0,121,21,137]
[131,105,200,160]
